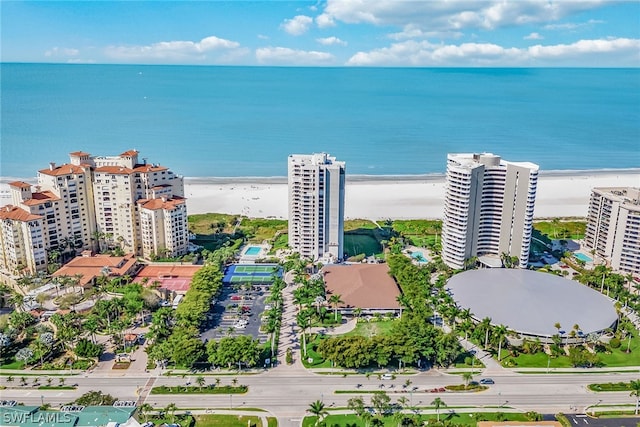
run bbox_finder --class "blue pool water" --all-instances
[244,246,262,256]
[574,253,593,263]
[411,251,428,263]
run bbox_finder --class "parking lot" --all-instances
[200,282,271,344]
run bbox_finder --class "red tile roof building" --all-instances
[1,150,186,276]
[321,264,401,313]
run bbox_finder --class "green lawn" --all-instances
[503,352,573,368]
[0,359,25,370]
[344,231,382,257]
[303,411,532,426]
[504,331,640,368]
[344,320,396,338]
[345,219,380,231]
[193,414,263,426]
[533,220,586,240]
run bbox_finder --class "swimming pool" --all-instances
[574,253,593,263]
[244,246,262,256]
[411,251,428,263]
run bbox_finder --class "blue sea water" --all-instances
[1,64,639,178]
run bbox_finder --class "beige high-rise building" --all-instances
[288,153,345,261]
[138,197,188,259]
[584,187,640,274]
[441,153,539,270]
[0,205,46,275]
[0,150,187,276]
[84,150,184,254]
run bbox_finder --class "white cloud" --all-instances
[388,25,464,41]
[316,13,336,28]
[544,19,605,30]
[321,0,607,32]
[45,47,79,57]
[256,46,335,65]
[104,36,243,63]
[280,15,313,36]
[524,32,544,40]
[258,34,270,40]
[316,36,347,46]
[346,37,640,66]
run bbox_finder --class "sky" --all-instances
[2,0,639,67]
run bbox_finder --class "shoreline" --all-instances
[2,168,638,221]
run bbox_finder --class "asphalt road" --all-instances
[3,369,640,426]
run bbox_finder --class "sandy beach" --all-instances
[182,169,640,220]
[2,169,638,221]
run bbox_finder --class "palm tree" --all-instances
[138,403,153,422]
[307,400,329,426]
[462,371,474,387]
[164,403,177,424]
[493,324,509,362]
[297,310,312,357]
[196,375,205,390]
[480,317,492,349]
[433,221,442,244]
[431,397,446,422]
[59,377,65,386]
[6,376,13,383]
[630,379,640,415]
[328,294,344,322]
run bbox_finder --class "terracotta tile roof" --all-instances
[8,181,32,189]
[0,205,42,222]
[134,264,202,293]
[135,264,202,278]
[120,149,139,157]
[138,196,186,211]
[21,191,60,206]
[69,151,91,157]
[52,253,138,286]
[133,164,168,173]
[94,166,133,174]
[322,264,401,310]
[39,164,86,176]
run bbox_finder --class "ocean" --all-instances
[1,64,639,178]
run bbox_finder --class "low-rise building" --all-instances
[321,263,401,315]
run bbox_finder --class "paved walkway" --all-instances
[309,318,357,335]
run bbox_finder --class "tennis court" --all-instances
[233,265,278,273]
[223,263,282,284]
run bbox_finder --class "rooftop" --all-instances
[53,254,138,287]
[321,263,401,310]
[134,264,203,293]
[0,205,42,222]
[447,269,618,338]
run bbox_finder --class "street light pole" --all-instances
[547,354,550,373]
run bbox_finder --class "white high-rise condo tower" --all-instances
[288,153,345,262]
[441,153,539,270]
[584,187,640,274]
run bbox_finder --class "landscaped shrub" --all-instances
[609,337,621,349]
[75,339,103,358]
